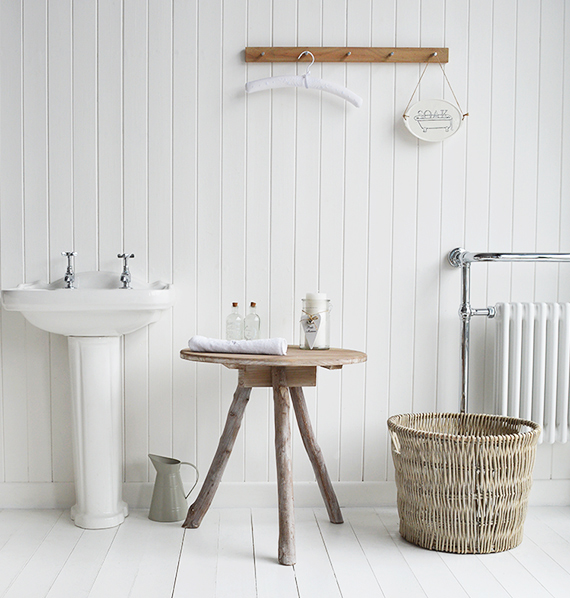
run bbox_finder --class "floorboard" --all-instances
[508,535,570,598]
[45,524,118,598]
[214,508,257,598]
[314,507,384,598]
[87,510,184,598]
[439,551,511,597]
[293,509,342,598]
[375,508,470,598]
[0,509,63,596]
[531,506,570,542]
[346,508,426,598]
[476,550,554,598]
[251,509,299,598]
[3,511,82,598]
[0,506,569,597]
[173,509,220,597]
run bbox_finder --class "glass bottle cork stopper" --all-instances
[232,302,238,307]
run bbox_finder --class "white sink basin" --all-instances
[1,271,174,336]
[1,270,175,529]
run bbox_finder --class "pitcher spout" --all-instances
[149,453,181,472]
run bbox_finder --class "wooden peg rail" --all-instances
[245,47,449,63]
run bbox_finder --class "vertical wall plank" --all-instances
[558,3,570,302]
[220,0,247,483]
[412,0,444,418]
[195,0,223,478]
[267,0,297,484]
[244,0,272,483]
[0,314,28,483]
[363,0,395,481]
[97,0,123,270]
[1,0,27,483]
[73,0,98,269]
[483,0,517,414]
[22,0,52,483]
[388,0,421,465]
[532,0,566,477]
[48,0,74,275]
[506,3,543,483]
[122,0,148,281]
[436,0,469,414]
[23,0,49,282]
[123,0,149,481]
[534,0,565,301]
[340,0,371,481]
[171,0,198,481]
[147,0,173,460]
[318,0,347,482]
[48,0,74,483]
[24,320,51,482]
[242,2,272,481]
[0,2,24,291]
[268,0,297,343]
[551,3,570,479]
[511,0,540,302]
[463,0,493,413]
[294,0,323,482]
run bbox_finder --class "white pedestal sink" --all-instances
[1,272,174,529]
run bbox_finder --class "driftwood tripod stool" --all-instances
[179,346,367,566]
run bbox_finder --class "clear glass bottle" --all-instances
[244,302,260,340]
[226,302,243,340]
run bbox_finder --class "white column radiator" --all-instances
[494,303,570,444]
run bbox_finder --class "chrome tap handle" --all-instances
[61,251,77,288]
[117,253,135,267]
[117,253,135,288]
[62,250,77,262]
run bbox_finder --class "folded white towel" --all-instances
[188,335,288,356]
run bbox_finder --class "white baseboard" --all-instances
[0,479,568,510]
[0,481,397,510]
[0,482,75,509]
[528,480,570,506]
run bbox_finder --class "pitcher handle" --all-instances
[180,462,200,499]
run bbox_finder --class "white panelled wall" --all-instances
[1,0,569,508]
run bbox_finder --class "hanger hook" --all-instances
[298,50,315,75]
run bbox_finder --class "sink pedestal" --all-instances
[68,336,128,529]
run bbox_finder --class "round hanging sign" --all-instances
[404,99,462,142]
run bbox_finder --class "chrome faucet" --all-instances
[62,251,77,289]
[117,253,135,289]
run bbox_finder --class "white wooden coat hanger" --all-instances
[245,51,363,108]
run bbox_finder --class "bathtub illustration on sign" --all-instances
[404,99,462,142]
[414,109,454,132]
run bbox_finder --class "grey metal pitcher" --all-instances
[148,454,199,522]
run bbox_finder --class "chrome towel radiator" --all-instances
[448,248,570,413]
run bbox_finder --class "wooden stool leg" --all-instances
[182,384,251,529]
[290,386,343,524]
[272,367,296,566]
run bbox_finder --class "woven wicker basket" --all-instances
[387,412,540,554]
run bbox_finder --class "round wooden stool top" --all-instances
[180,345,367,369]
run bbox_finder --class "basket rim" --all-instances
[387,411,541,443]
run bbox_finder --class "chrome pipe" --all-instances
[457,263,495,413]
[449,247,570,414]
[449,247,570,267]
[459,262,470,414]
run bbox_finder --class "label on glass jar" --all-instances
[300,313,321,349]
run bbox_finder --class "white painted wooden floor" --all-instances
[1,506,570,597]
